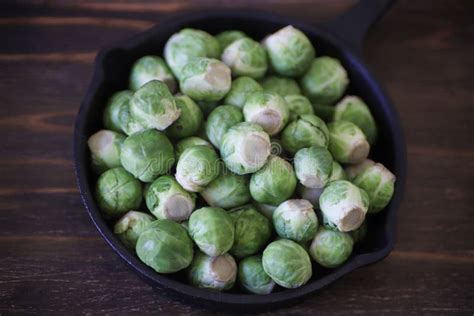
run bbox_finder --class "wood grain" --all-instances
[0,0,473,314]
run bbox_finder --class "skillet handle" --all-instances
[323,0,394,55]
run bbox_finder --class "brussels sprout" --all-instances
[294,146,333,189]
[222,37,268,79]
[284,94,314,121]
[239,255,275,295]
[229,205,272,258]
[262,25,315,77]
[301,56,349,105]
[167,95,203,139]
[175,145,220,192]
[281,114,329,154]
[145,175,196,221]
[345,159,375,180]
[349,220,367,244]
[261,76,301,96]
[328,120,370,164]
[329,161,347,182]
[220,122,271,175]
[254,203,277,219]
[206,105,244,149]
[243,91,289,136]
[120,129,175,182]
[312,104,336,122]
[113,211,154,249]
[201,172,251,209]
[250,155,297,205]
[352,163,396,213]
[262,239,312,288]
[216,30,247,52]
[273,199,318,242]
[196,100,219,116]
[188,207,235,256]
[319,180,369,232]
[87,130,125,174]
[96,167,142,219]
[223,76,263,108]
[164,28,220,79]
[181,220,189,232]
[334,96,377,144]
[309,227,353,268]
[136,219,194,273]
[103,90,132,133]
[188,251,237,291]
[175,137,212,160]
[179,58,231,102]
[130,80,180,130]
[129,55,177,92]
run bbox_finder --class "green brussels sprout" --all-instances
[334,96,377,144]
[200,172,251,209]
[243,91,289,136]
[143,182,151,197]
[329,161,347,182]
[145,175,196,221]
[175,137,213,160]
[196,100,219,116]
[262,25,315,77]
[222,37,268,79]
[294,146,333,189]
[129,55,177,92]
[188,207,235,256]
[238,255,275,295]
[113,211,155,249]
[103,90,146,136]
[179,58,231,102]
[96,167,142,219]
[87,129,125,174]
[352,163,396,213]
[297,163,345,209]
[206,105,244,149]
[167,95,203,139]
[281,114,329,154]
[229,205,272,258]
[345,159,375,180]
[216,30,247,52]
[250,155,297,205]
[130,80,180,130]
[273,199,318,242]
[181,220,189,232]
[284,94,314,121]
[254,202,277,219]
[300,56,349,105]
[319,180,369,232]
[223,76,263,108]
[328,120,370,164]
[349,220,367,244]
[220,122,271,175]
[188,251,237,291]
[175,145,220,192]
[136,219,194,273]
[269,138,285,156]
[309,227,353,268]
[262,239,312,288]
[312,104,336,122]
[120,129,175,182]
[261,76,301,96]
[164,28,220,79]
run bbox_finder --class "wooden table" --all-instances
[1,0,473,314]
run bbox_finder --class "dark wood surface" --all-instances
[1,0,473,314]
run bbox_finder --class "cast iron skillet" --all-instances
[74,0,406,311]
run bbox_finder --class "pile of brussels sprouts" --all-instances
[88,25,396,293]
